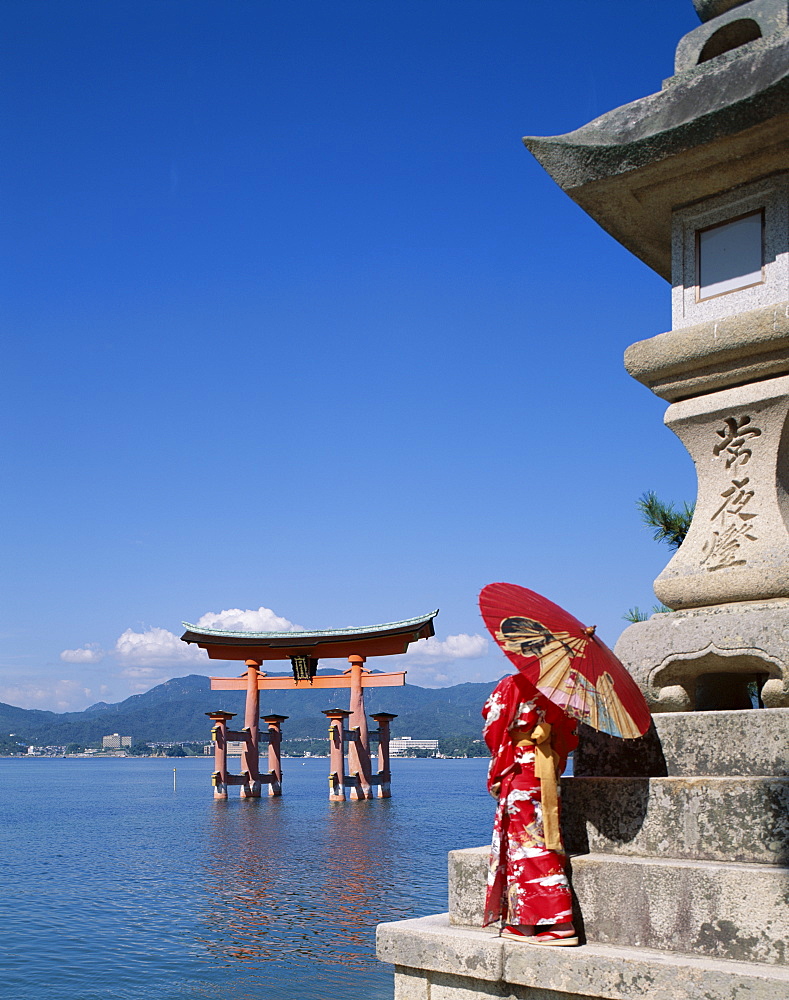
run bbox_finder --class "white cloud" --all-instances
[194,606,299,632]
[404,633,488,665]
[400,663,453,687]
[112,607,299,669]
[121,665,167,679]
[114,626,205,666]
[370,631,490,688]
[120,664,176,693]
[0,679,92,712]
[60,644,105,664]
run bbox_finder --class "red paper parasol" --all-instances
[479,582,651,739]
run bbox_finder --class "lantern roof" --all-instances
[523,7,789,280]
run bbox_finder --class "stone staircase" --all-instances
[377,709,789,999]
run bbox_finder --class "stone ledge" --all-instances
[561,776,789,865]
[623,301,789,402]
[448,849,789,966]
[378,913,504,983]
[378,914,789,1000]
[575,707,789,777]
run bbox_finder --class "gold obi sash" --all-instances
[514,722,562,852]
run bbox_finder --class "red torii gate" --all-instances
[180,611,438,800]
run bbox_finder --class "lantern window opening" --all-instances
[697,18,762,64]
[695,208,765,302]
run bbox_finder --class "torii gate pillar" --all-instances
[240,659,262,798]
[346,655,373,799]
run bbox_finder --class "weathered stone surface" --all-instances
[394,966,430,1000]
[449,846,492,927]
[573,722,668,777]
[574,708,789,776]
[570,854,789,965]
[678,1,789,74]
[377,914,502,982]
[395,965,601,1000]
[651,377,789,613]
[693,0,755,23]
[448,849,789,965]
[379,916,789,1000]
[505,934,789,1000]
[614,604,789,711]
[624,302,789,402]
[561,776,789,865]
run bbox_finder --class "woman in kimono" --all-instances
[482,671,578,945]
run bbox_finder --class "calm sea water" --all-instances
[0,757,494,1000]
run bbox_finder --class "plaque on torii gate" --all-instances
[180,610,438,800]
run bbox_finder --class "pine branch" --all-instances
[636,490,694,550]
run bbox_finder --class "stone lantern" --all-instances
[526,0,789,714]
[376,5,789,999]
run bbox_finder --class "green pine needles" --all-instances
[636,490,694,551]
[623,604,671,624]
[623,491,695,623]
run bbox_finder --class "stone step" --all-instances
[448,847,788,966]
[561,776,789,865]
[574,708,789,778]
[377,913,789,1000]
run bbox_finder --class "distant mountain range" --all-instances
[1,672,503,745]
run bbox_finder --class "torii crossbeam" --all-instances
[181,610,438,800]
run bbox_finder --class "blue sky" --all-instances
[2,0,701,711]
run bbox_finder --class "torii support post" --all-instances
[323,709,350,802]
[346,655,373,799]
[240,659,262,799]
[261,713,288,796]
[206,711,235,799]
[371,712,397,798]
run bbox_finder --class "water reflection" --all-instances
[199,797,393,973]
[0,758,492,1000]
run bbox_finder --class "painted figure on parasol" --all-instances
[482,672,579,946]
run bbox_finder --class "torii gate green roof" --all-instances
[180,610,438,660]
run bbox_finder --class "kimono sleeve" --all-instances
[481,676,519,793]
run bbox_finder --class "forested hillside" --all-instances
[0,672,503,745]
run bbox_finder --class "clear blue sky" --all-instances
[1,0,701,711]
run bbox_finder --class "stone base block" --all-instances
[448,848,788,966]
[377,915,789,1000]
[574,708,789,777]
[570,853,787,966]
[395,965,606,1000]
[614,603,789,711]
[561,777,789,865]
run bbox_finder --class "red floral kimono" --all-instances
[482,673,578,928]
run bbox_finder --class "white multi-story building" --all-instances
[389,736,439,757]
[102,733,132,749]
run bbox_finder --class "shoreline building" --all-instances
[389,737,439,757]
[102,734,131,749]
